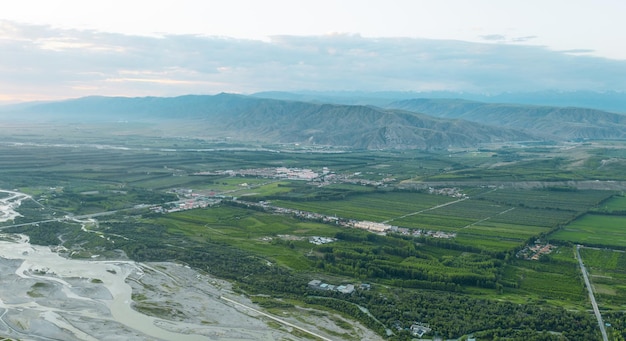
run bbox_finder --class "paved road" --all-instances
[0,210,123,230]
[576,245,608,341]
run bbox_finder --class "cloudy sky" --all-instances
[1,0,626,102]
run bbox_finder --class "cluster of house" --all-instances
[197,167,320,180]
[309,236,336,245]
[391,321,433,338]
[392,226,457,239]
[352,220,393,233]
[149,188,223,213]
[196,166,398,189]
[312,171,396,188]
[428,187,468,199]
[307,279,357,294]
[268,203,341,224]
[261,235,337,245]
[239,199,458,242]
[516,241,557,260]
[150,198,222,214]
[410,323,432,338]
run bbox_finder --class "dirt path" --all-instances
[382,197,468,224]
[576,245,608,341]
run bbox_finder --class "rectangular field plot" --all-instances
[551,214,626,248]
[580,247,626,271]
[514,267,586,302]
[579,248,626,308]
[455,222,549,252]
[273,191,454,222]
[477,188,612,212]
[488,206,578,228]
[392,213,473,231]
[454,234,522,252]
[502,260,586,302]
[599,195,626,212]
[421,199,515,222]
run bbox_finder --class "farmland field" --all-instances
[578,247,626,310]
[272,191,455,222]
[1,134,625,340]
[551,214,626,249]
[597,195,626,212]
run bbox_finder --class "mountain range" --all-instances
[385,99,626,141]
[1,93,624,149]
[252,90,626,114]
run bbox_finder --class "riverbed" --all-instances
[0,190,379,340]
[0,234,300,340]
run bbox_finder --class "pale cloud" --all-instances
[36,38,126,52]
[480,34,507,42]
[1,20,626,102]
[480,34,538,44]
[561,49,595,55]
[511,35,537,43]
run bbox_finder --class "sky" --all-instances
[1,0,626,102]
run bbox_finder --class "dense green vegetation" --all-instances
[1,134,626,340]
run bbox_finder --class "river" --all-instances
[0,189,298,340]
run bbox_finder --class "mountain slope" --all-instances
[252,90,626,114]
[0,94,535,150]
[386,99,626,140]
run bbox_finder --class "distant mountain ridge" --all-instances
[385,99,626,140]
[0,93,535,150]
[252,90,626,114]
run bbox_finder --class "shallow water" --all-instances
[0,236,216,340]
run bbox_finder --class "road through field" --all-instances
[220,296,334,341]
[382,196,468,224]
[576,245,609,341]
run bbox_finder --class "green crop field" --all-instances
[457,222,548,251]
[392,212,474,230]
[579,247,626,309]
[551,214,626,248]
[149,206,338,270]
[597,195,626,212]
[273,191,455,222]
[476,188,613,212]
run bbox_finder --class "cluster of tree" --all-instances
[351,289,600,340]
[42,187,177,214]
[605,312,626,341]
[320,231,502,290]
[6,221,68,245]
[303,296,388,336]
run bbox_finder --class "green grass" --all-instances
[597,195,626,212]
[551,214,626,248]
